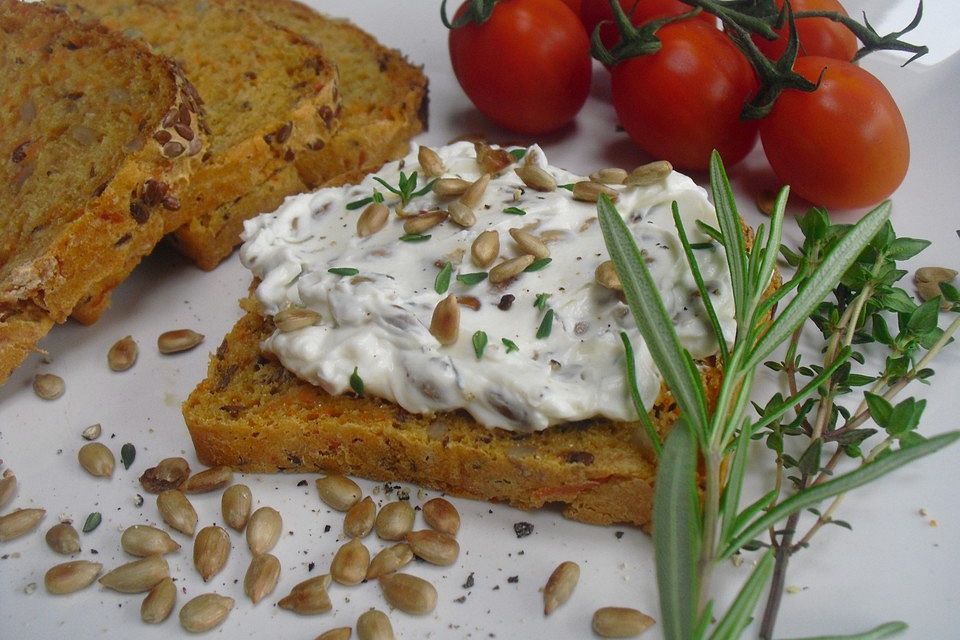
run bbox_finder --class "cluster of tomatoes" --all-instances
[444,0,910,210]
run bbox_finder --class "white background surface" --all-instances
[2,1,958,638]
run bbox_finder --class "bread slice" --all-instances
[67,0,341,319]
[169,0,428,271]
[0,0,206,381]
[183,301,722,527]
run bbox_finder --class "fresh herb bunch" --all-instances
[598,152,959,640]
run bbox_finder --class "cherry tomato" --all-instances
[751,0,858,61]
[447,0,591,134]
[759,56,909,209]
[559,0,582,14]
[580,0,716,53]
[610,21,759,170]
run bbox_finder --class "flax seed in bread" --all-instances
[168,0,428,271]
[0,0,206,381]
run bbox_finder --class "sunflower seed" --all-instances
[378,572,437,615]
[447,201,476,228]
[278,574,333,614]
[156,490,197,536]
[330,538,370,586]
[489,255,535,284]
[421,497,460,536]
[81,423,102,441]
[0,474,17,511]
[121,524,181,556]
[366,543,414,580]
[194,525,230,581]
[915,266,957,285]
[179,593,234,633]
[274,307,321,333]
[405,530,459,566]
[403,210,447,235]
[140,457,190,493]
[592,607,656,637]
[357,202,389,237]
[107,336,139,371]
[344,496,376,538]
[33,373,64,400]
[44,560,102,594]
[755,188,778,216]
[182,466,233,494]
[0,508,45,541]
[543,561,580,615]
[141,577,176,624]
[316,474,362,511]
[590,167,628,185]
[77,442,114,478]
[157,329,204,354]
[509,228,549,260]
[244,553,281,604]
[430,295,460,345]
[418,146,445,177]
[356,609,395,640]
[99,555,169,593]
[315,628,352,640]
[471,229,500,268]
[432,177,471,198]
[515,165,556,192]
[475,142,514,174]
[45,522,81,555]
[246,506,282,555]
[595,260,622,291]
[222,484,253,531]
[375,501,415,541]
[460,173,491,209]
[625,160,672,186]
[572,181,619,203]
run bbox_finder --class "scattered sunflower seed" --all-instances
[44,560,102,595]
[244,553,281,604]
[141,577,176,624]
[330,538,370,586]
[140,457,190,493]
[45,522,81,555]
[33,373,64,400]
[344,496,377,539]
[422,497,461,536]
[378,572,437,615]
[375,500,415,541]
[179,593,234,633]
[194,525,230,582]
[157,329,204,354]
[246,506,282,555]
[99,554,169,593]
[107,336,139,371]
[278,574,334,614]
[592,607,656,637]
[78,442,114,478]
[315,628,352,640]
[121,524,181,556]
[0,474,17,511]
[182,466,233,494]
[156,490,198,536]
[543,561,580,615]
[405,530,459,566]
[366,543,414,580]
[0,508,46,541]
[356,609,395,640]
[81,423,102,441]
[222,484,253,531]
[316,474,362,511]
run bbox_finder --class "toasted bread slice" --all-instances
[169,0,428,271]
[182,302,722,527]
[0,0,206,381]
[67,0,341,318]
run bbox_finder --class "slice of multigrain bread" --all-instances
[67,0,341,319]
[182,302,722,527]
[168,0,428,271]
[0,0,206,382]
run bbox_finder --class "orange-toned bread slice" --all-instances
[0,0,206,381]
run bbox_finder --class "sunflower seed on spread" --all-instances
[430,295,460,345]
[378,572,438,615]
[543,561,580,615]
[509,228,549,260]
[572,180,619,203]
[356,609,395,640]
[421,497,460,536]
[81,423,102,441]
[157,329,204,354]
[590,167,628,185]
[107,335,138,371]
[459,173,490,209]
[316,628,353,640]
[182,466,233,494]
[595,260,623,291]
[33,373,64,400]
[77,442,114,478]
[344,496,377,538]
[375,501,415,541]
[418,145,445,177]
[592,607,656,637]
[140,457,190,493]
[366,542,414,580]
[432,177,471,198]
[330,538,370,586]
[358,202,389,237]
[99,554,169,593]
[0,474,17,511]
[244,553,281,604]
[625,160,673,186]
[471,229,499,268]
[222,484,253,531]
[156,490,198,536]
[447,201,476,228]
[194,525,230,582]
[278,574,334,614]
[141,577,176,624]
[515,164,556,192]
[405,530,459,566]
[0,508,46,541]
[121,524,181,556]
[179,593,234,633]
[275,307,322,333]
[44,560,102,595]
[316,474,362,511]
[403,209,447,235]
[246,506,282,555]
[489,255,535,284]
[45,522,81,555]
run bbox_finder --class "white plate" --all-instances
[2,1,958,638]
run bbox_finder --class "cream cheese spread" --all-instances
[240,142,735,432]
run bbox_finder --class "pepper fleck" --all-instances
[513,522,534,538]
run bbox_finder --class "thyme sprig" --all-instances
[598,151,959,640]
[372,170,436,207]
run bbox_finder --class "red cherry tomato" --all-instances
[759,57,909,209]
[559,0,582,14]
[447,0,592,134]
[580,0,716,53]
[610,21,759,170]
[751,0,858,61]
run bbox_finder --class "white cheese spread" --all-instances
[240,142,734,432]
